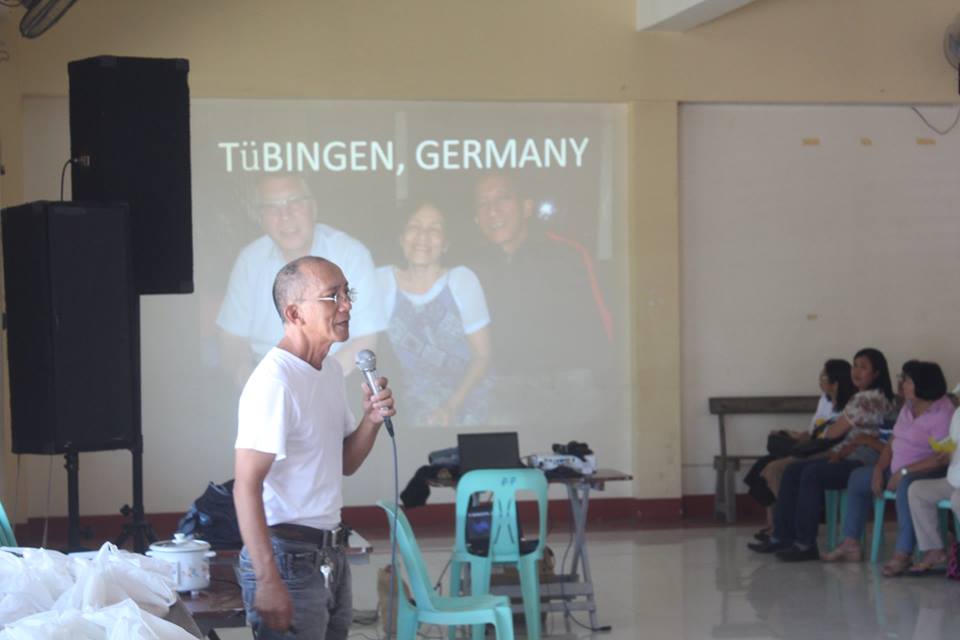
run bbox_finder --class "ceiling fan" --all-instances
[3,0,78,39]
[946,13,960,93]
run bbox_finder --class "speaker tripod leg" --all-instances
[114,439,157,553]
[65,450,82,552]
[115,512,158,552]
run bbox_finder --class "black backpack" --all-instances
[176,480,243,549]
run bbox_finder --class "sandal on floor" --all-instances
[907,553,948,576]
[882,554,912,578]
[907,563,946,577]
[821,540,861,563]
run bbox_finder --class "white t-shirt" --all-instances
[218,223,388,359]
[810,394,839,429]
[235,348,357,529]
[376,265,490,334]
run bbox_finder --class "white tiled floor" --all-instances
[217,525,960,639]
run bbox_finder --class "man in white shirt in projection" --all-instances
[217,174,386,384]
[234,256,395,639]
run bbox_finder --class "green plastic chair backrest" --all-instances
[0,500,16,546]
[454,468,548,562]
[377,500,442,613]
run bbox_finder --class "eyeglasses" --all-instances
[256,195,313,220]
[302,288,357,306]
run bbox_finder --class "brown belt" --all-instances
[269,523,349,548]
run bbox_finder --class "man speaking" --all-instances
[233,256,395,639]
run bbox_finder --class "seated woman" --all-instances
[821,361,952,574]
[377,202,492,426]
[906,400,960,575]
[744,359,855,541]
[749,348,895,561]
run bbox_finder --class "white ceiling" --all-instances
[636,0,762,31]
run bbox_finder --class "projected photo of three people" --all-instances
[215,171,613,428]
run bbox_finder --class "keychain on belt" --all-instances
[320,557,334,589]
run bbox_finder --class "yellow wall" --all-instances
[1,0,958,511]
[631,101,680,498]
[0,22,23,510]
[6,0,959,102]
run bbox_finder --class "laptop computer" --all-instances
[456,432,533,554]
[457,431,524,473]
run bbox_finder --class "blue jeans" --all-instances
[773,457,862,547]
[238,537,353,640]
[842,464,945,554]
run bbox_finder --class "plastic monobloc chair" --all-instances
[825,489,848,550]
[449,468,548,640]
[376,501,514,640]
[870,491,952,563]
[936,498,960,540]
[826,489,869,551]
[0,501,16,547]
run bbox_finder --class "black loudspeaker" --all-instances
[69,55,194,295]
[1,201,141,454]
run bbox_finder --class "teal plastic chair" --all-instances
[870,491,899,563]
[936,498,960,539]
[825,489,866,551]
[0,501,16,547]
[376,501,514,640]
[449,468,548,640]
[824,489,848,550]
[869,491,953,563]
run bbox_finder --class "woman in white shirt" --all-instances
[746,359,855,541]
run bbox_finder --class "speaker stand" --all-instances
[64,449,82,551]
[114,434,157,553]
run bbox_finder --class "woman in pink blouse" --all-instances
[821,361,952,575]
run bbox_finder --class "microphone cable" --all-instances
[355,349,402,638]
[385,426,400,640]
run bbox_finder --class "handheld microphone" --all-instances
[355,349,395,438]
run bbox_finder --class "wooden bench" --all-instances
[708,396,820,523]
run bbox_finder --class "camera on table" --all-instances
[552,441,593,459]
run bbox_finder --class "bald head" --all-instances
[272,256,337,322]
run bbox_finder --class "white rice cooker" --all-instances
[147,533,216,592]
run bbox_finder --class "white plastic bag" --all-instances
[0,594,48,631]
[54,543,177,618]
[1,599,194,640]
[84,600,195,640]
[0,544,182,634]
[18,549,76,600]
[0,608,104,640]
[0,551,56,627]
